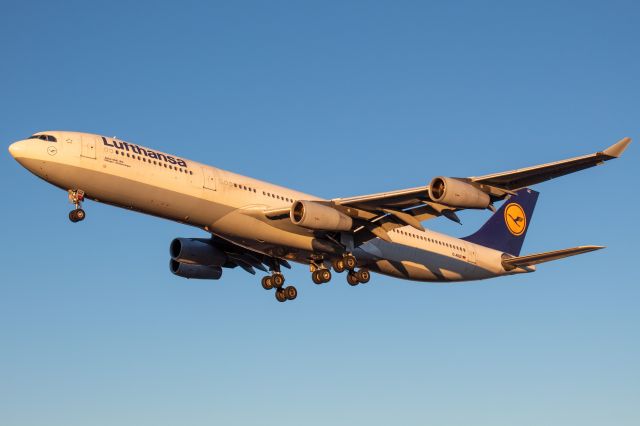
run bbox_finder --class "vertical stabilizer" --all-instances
[462,188,539,256]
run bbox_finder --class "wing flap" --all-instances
[332,186,428,210]
[501,245,604,270]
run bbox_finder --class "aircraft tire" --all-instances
[272,273,285,288]
[344,255,357,270]
[261,276,274,290]
[319,269,332,283]
[347,272,359,286]
[356,269,370,284]
[284,286,297,300]
[275,289,287,303]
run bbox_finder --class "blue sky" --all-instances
[1,1,638,425]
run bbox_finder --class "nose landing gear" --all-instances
[68,189,86,223]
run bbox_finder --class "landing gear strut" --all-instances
[68,189,86,223]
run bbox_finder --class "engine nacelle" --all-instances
[170,238,227,266]
[170,259,223,279]
[290,200,353,231]
[428,176,491,209]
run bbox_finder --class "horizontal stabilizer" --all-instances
[502,245,604,270]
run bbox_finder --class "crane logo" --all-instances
[504,203,526,236]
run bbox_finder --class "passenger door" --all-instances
[80,135,96,159]
[203,167,217,190]
[464,242,477,264]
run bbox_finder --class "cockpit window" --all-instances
[27,134,57,142]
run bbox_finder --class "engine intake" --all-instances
[290,200,353,231]
[170,238,227,266]
[428,176,491,209]
[170,259,223,279]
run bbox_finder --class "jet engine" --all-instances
[428,176,491,209]
[170,238,227,266]
[290,200,353,231]
[170,259,223,279]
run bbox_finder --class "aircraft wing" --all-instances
[469,137,631,189]
[265,137,631,246]
[209,235,291,274]
[334,137,631,209]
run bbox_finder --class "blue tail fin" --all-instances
[462,188,539,256]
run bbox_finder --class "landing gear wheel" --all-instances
[344,254,357,270]
[284,286,297,300]
[261,276,274,290]
[333,258,346,273]
[272,273,285,288]
[68,209,85,223]
[356,269,370,284]
[68,190,86,222]
[74,209,85,221]
[312,269,332,284]
[319,269,331,283]
[347,272,359,286]
[275,289,287,303]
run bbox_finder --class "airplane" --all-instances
[8,132,631,302]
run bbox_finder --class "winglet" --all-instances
[603,137,632,158]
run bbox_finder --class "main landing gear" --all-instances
[261,272,297,303]
[260,253,372,303]
[332,253,370,286]
[346,268,371,286]
[68,189,86,223]
[312,268,332,285]
[332,253,356,273]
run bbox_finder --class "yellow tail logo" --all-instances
[504,203,527,236]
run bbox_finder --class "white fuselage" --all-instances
[9,131,530,282]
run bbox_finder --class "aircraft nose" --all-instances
[8,141,26,159]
